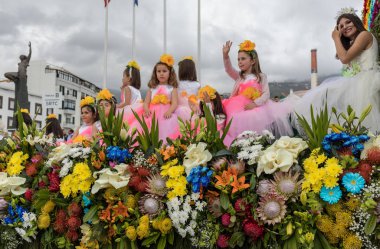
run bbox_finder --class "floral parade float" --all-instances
[0,102,379,249]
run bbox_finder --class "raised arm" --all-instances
[223,41,239,80]
[27,42,32,62]
[332,30,372,64]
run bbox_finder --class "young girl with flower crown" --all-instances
[116,61,143,125]
[143,54,179,141]
[71,96,98,142]
[198,85,226,131]
[222,40,294,146]
[92,88,116,137]
[175,56,201,121]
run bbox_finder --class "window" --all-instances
[73,90,77,98]
[35,121,42,129]
[7,117,14,129]
[58,114,62,123]
[8,98,15,110]
[46,108,54,116]
[0,95,3,109]
[63,99,76,110]
[35,103,42,115]
[67,89,70,95]
[72,117,75,124]
[81,93,86,99]
[59,85,65,96]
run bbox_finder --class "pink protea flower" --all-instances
[257,180,274,197]
[24,189,34,202]
[212,157,228,171]
[208,197,222,218]
[229,160,245,175]
[271,171,301,200]
[242,218,265,240]
[216,234,230,248]
[221,213,231,227]
[48,172,60,192]
[257,193,287,225]
[146,174,167,197]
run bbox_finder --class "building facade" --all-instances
[0,60,100,133]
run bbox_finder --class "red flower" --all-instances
[25,164,37,177]
[234,198,248,213]
[68,202,82,217]
[53,219,66,234]
[24,189,33,202]
[128,175,142,187]
[216,234,230,248]
[137,167,151,177]
[243,218,265,240]
[366,147,380,165]
[65,230,79,242]
[135,180,148,192]
[66,216,82,230]
[221,213,231,227]
[38,180,46,188]
[48,172,60,192]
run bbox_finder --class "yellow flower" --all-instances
[80,96,95,108]
[96,89,113,101]
[136,224,149,239]
[326,202,343,216]
[139,215,150,225]
[127,60,140,70]
[158,218,172,234]
[20,108,29,114]
[241,87,262,100]
[7,151,29,176]
[126,195,137,209]
[160,54,174,67]
[345,197,360,211]
[41,200,55,214]
[198,85,216,100]
[316,215,333,233]
[330,223,348,239]
[151,94,170,105]
[37,213,51,229]
[316,154,327,164]
[239,40,256,52]
[324,158,342,177]
[60,163,93,198]
[343,233,362,249]
[47,113,57,119]
[323,175,339,188]
[181,56,193,62]
[126,226,137,241]
[335,212,352,227]
[304,232,314,243]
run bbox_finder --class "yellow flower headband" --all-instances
[160,54,174,67]
[180,56,193,62]
[198,85,217,100]
[96,88,113,102]
[239,40,256,52]
[127,60,140,71]
[47,113,57,119]
[80,96,95,108]
[20,109,29,114]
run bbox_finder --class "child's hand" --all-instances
[164,111,172,119]
[223,41,232,58]
[144,108,151,118]
[244,102,257,110]
[203,92,211,103]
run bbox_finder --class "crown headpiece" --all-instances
[335,7,357,19]
[20,109,29,114]
[160,54,174,67]
[127,60,140,70]
[96,88,114,102]
[239,40,256,52]
[80,96,95,108]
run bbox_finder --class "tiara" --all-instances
[127,60,140,70]
[47,113,57,119]
[239,40,256,52]
[20,108,29,114]
[180,56,193,62]
[80,96,95,108]
[96,88,113,102]
[160,54,174,67]
[335,7,357,19]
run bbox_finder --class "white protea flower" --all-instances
[271,171,301,200]
[257,193,287,225]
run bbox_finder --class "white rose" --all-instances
[257,148,294,176]
[273,136,308,158]
[91,163,130,194]
[183,142,212,175]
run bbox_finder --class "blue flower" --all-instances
[342,173,365,194]
[320,186,342,204]
[106,146,131,163]
[358,134,370,142]
[82,193,92,207]
[186,166,213,193]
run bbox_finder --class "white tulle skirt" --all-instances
[293,69,380,133]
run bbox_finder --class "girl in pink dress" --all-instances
[222,40,294,146]
[70,96,98,143]
[116,61,143,126]
[143,54,179,142]
[175,57,201,121]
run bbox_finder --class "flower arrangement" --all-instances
[151,94,170,105]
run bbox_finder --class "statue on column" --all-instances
[4,42,32,113]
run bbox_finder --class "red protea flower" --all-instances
[234,198,248,213]
[221,213,231,227]
[216,234,230,248]
[358,161,373,183]
[68,202,82,217]
[128,175,142,187]
[366,147,380,165]
[25,164,38,177]
[65,230,79,242]
[135,180,148,192]
[53,219,66,234]
[24,189,34,202]
[38,180,46,188]
[66,216,82,230]
[137,167,151,177]
[47,172,60,192]
[56,209,67,222]
[243,218,265,240]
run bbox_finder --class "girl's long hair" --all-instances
[239,50,262,83]
[336,14,367,51]
[123,66,141,90]
[148,62,178,88]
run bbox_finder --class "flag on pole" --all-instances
[134,0,138,6]
[104,0,111,7]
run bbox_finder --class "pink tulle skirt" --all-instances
[117,103,144,134]
[223,95,294,146]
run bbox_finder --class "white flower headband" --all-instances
[335,7,357,20]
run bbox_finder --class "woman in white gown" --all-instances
[294,9,380,133]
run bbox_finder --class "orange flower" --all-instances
[112,201,129,222]
[92,159,102,170]
[181,91,188,97]
[160,54,174,67]
[241,87,262,100]
[99,151,106,161]
[231,175,250,194]
[188,95,198,105]
[151,94,170,105]
[161,146,176,160]
[99,205,112,222]
[215,168,236,188]
[239,40,256,52]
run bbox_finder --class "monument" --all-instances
[4,42,32,113]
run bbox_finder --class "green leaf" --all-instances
[83,206,98,223]
[316,231,332,249]
[229,232,245,248]
[358,105,372,123]
[364,214,377,235]
[167,231,174,245]
[157,235,167,249]
[141,233,160,246]
[220,192,230,210]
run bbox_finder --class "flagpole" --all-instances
[103,4,109,88]
[163,0,167,53]
[132,0,136,59]
[197,0,201,83]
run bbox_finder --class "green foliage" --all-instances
[132,110,162,156]
[296,102,330,150]
[330,104,371,135]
